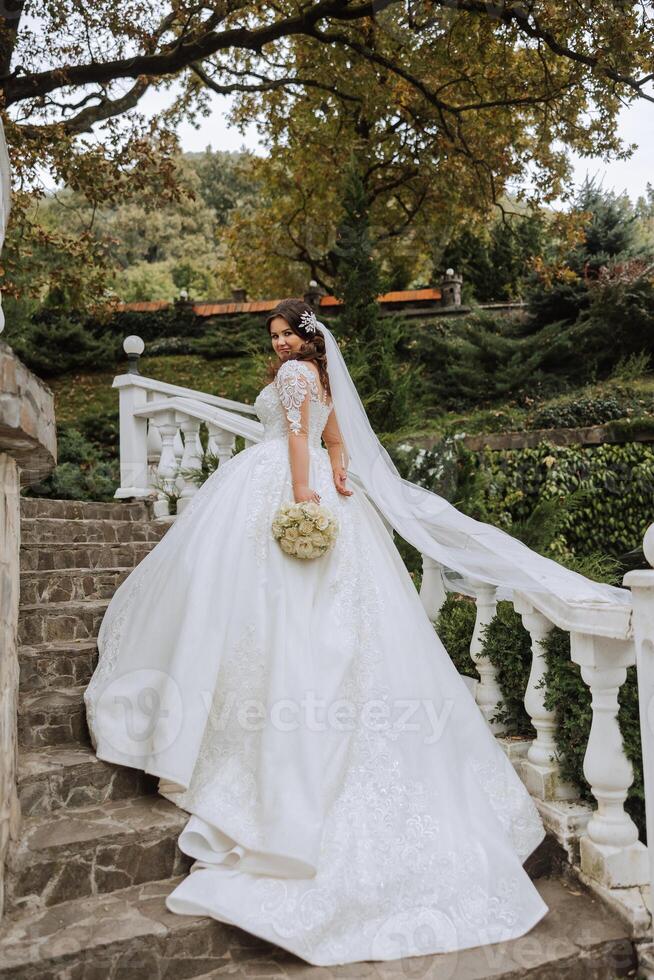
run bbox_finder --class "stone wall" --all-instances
[0,342,56,919]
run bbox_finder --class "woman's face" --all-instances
[268,315,304,360]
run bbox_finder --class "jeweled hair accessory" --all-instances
[299,309,319,334]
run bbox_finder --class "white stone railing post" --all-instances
[513,595,578,800]
[469,583,505,732]
[176,414,203,514]
[152,413,179,517]
[419,555,447,621]
[115,380,150,499]
[208,423,236,465]
[570,631,648,888]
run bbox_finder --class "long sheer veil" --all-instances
[316,317,631,608]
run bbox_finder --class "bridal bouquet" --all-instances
[271,501,339,559]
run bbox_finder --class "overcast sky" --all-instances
[158,88,653,205]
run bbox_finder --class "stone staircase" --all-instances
[0,497,642,978]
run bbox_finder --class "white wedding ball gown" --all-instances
[84,359,548,966]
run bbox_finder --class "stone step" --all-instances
[21,516,168,546]
[18,599,109,646]
[20,496,153,522]
[18,686,89,750]
[19,566,131,605]
[19,638,98,692]
[0,874,637,980]
[17,745,157,818]
[20,539,157,571]
[4,796,191,915]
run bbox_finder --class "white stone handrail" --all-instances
[114,337,653,937]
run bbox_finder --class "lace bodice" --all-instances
[253,360,333,448]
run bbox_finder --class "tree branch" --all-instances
[190,61,361,103]
[20,78,151,138]
[3,0,395,105]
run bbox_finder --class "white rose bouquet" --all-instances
[271,500,339,559]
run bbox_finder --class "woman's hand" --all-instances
[293,483,321,504]
[333,466,353,496]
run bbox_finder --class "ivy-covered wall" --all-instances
[480,441,654,559]
[398,437,654,564]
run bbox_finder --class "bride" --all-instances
[84,296,625,966]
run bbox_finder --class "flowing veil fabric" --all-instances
[316,318,631,608]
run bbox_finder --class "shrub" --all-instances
[434,593,478,681]
[529,396,624,430]
[7,316,115,378]
[478,602,533,735]
[25,423,119,501]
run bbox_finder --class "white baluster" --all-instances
[176,414,203,514]
[146,393,162,494]
[208,423,236,466]
[469,583,505,732]
[115,380,149,498]
[623,523,654,908]
[151,412,178,518]
[513,596,578,800]
[571,631,648,888]
[172,427,184,494]
[419,555,447,621]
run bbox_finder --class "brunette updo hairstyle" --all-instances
[265,298,331,399]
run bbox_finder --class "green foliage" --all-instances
[413,275,654,413]
[441,211,547,303]
[6,315,115,378]
[91,304,203,343]
[25,423,119,501]
[480,441,654,562]
[393,436,493,521]
[538,628,594,800]
[478,602,533,735]
[332,160,421,434]
[530,396,623,430]
[528,177,647,327]
[434,594,478,681]
[192,316,265,359]
[574,277,654,376]
[611,352,652,382]
[397,435,654,569]
[617,667,646,844]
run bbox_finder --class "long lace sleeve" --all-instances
[274,360,315,436]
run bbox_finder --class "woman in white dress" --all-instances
[83,298,630,965]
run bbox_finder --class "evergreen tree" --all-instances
[528,177,645,327]
[331,161,417,434]
[441,211,546,303]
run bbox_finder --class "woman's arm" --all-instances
[322,406,352,496]
[275,360,321,504]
